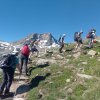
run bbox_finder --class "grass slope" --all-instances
[26,42,100,100]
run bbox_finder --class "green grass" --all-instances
[0,42,99,100]
[27,63,74,100]
[74,84,86,96]
[26,43,100,100]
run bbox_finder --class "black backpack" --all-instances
[0,54,15,69]
[74,32,79,40]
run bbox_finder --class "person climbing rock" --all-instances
[58,34,66,53]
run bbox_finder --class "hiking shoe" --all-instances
[4,92,9,96]
[29,58,32,61]
[4,92,13,96]
[0,93,3,96]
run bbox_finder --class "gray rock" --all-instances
[66,79,71,83]
[56,54,64,60]
[98,59,100,61]
[73,52,81,59]
[36,58,57,66]
[36,59,49,66]
[77,73,93,79]
[81,62,87,65]
[67,88,73,95]
[88,50,97,56]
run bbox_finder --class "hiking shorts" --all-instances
[78,38,83,44]
[74,38,83,44]
[31,48,38,52]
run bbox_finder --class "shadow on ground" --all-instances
[27,63,49,76]
[0,92,14,100]
[15,73,51,96]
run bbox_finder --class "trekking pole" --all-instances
[18,69,22,82]
[18,72,21,81]
[18,66,22,83]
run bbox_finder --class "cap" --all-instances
[80,30,83,33]
[12,48,20,55]
[62,33,66,37]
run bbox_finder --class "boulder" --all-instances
[88,50,97,56]
[73,52,81,59]
[36,59,57,66]
[36,59,49,66]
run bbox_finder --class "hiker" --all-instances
[19,43,30,76]
[74,31,83,51]
[86,29,97,48]
[58,34,66,53]
[0,51,20,96]
[29,39,39,59]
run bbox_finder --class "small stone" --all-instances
[67,88,73,95]
[81,62,87,65]
[98,59,100,61]
[66,79,71,83]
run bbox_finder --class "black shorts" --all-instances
[31,48,38,52]
[74,38,83,44]
[78,38,83,44]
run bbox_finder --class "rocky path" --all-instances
[0,70,29,100]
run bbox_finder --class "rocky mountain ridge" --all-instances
[12,33,59,48]
[0,33,100,56]
[0,33,59,56]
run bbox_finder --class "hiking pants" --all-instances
[0,68,14,94]
[20,54,28,75]
[89,38,94,48]
[59,43,64,53]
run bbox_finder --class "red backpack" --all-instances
[21,45,30,56]
[86,34,91,38]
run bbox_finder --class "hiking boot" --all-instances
[0,93,3,96]
[4,92,13,96]
[29,58,32,61]
[0,91,3,97]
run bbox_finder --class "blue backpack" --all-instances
[0,54,15,69]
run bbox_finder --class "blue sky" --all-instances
[0,0,100,43]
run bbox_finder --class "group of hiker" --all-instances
[0,41,38,96]
[0,28,97,97]
[59,28,97,53]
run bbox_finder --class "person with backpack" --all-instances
[74,31,83,51]
[86,29,96,48]
[20,43,30,76]
[29,39,39,58]
[58,34,66,53]
[0,51,20,96]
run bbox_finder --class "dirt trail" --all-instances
[0,70,29,100]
